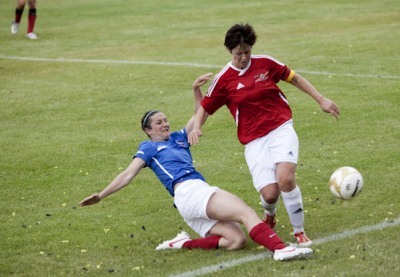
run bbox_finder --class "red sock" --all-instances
[15,8,24,23]
[28,9,36,33]
[249,223,286,251]
[182,236,221,250]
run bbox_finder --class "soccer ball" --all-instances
[329,166,363,200]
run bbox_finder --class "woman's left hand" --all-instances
[80,193,102,206]
[320,98,340,118]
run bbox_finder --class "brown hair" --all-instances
[141,110,159,131]
[224,23,257,50]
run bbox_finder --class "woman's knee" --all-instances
[260,184,280,203]
[278,175,296,191]
[276,163,297,190]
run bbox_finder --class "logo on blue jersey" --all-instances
[157,145,168,151]
[175,140,186,147]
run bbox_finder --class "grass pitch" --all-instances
[1,0,399,276]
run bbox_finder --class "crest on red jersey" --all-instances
[254,71,269,82]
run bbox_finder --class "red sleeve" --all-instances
[264,56,291,83]
[201,76,227,115]
[279,66,292,82]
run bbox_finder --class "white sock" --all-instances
[260,194,278,216]
[281,186,304,233]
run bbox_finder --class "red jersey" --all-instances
[201,55,295,145]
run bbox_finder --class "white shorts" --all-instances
[244,120,299,192]
[174,179,219,238]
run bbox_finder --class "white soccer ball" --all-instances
[329,166,363,200]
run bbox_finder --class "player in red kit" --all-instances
[189,23,340,247]
[11,0,38,40]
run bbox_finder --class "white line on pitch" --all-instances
[0,55,219,69]
[170,217,400,277]
[1,56,400,79]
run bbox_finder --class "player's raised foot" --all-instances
[155,231,191,250]
[11,21,19,34]
[262,212,276,229]
[26,32,38,40]
[294,232,312,247]
[273,245,313,261]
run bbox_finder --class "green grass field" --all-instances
[1,0,399,276]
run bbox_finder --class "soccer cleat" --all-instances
[294,232,313,247]
[273,245,313,261]
[262,212,276,229]
[11,21,19,34]
[26,32,38,40]
[155,231,191,250]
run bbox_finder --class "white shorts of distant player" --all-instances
[245,120,299,191]
[174,179,219,238]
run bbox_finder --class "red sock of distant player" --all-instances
[15,8,24,23]
[249,222,286,251]
[182,236,221,249]
[27,8,36,33]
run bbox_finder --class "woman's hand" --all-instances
[319,97,340,119]
[188,128,202,145]
[80,193,102,206]
[193,72,213,90]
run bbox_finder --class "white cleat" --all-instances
[26,32,38,40]
[11,21,19,34]
[155,231,191,250]
[273,245,313,261]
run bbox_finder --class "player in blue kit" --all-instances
[79,73,312,261]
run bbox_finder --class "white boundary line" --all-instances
[170,217,400,277]
[1,56,400,79]
[0,56,220,69]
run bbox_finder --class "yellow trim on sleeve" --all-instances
[286,70,295,82]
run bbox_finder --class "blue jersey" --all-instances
[133,128,205,196]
